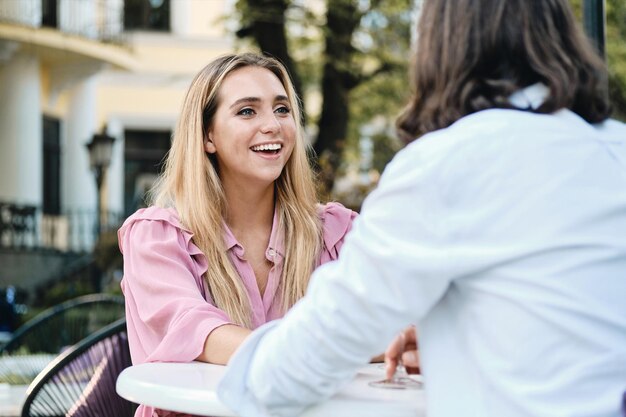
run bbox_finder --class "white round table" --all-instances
[116,362,426,417]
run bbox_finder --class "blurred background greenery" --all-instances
[233,0,625,208]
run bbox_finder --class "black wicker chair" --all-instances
[20,318,136,417]
[0,294,125,385]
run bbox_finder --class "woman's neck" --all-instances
[224,182,275,236]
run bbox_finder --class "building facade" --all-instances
[0,0,234,250]
[0,0,234,295]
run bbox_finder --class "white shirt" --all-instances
[218,85,626,417]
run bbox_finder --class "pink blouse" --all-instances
[118,202,356,417]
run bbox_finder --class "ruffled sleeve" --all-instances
[317,202,358,266]
[118,206,233,365]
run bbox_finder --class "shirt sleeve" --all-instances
[317,202,358,266]
[119,213,233,364]
[217,140,456,417]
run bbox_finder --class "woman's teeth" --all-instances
[251,143,282,152]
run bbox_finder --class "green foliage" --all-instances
[346,0,412,173]
[29,230,123,310]
[606,0,626,120]
[36,280,95,310]
[570,0,626,120]
[94,230,123,273]
[233,0,625,208]
[235,0,412,176]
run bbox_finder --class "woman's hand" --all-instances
[384,325,420,380]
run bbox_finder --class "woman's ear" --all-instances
[204,132,216,154]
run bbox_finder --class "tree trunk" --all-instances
[237,0,364,194]
[313,0,361,193]
[240,0,304,104]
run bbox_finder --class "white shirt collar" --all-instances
[508,83,549,110]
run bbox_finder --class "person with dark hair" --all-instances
[217,1,626,416]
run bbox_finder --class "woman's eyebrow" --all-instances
[229,97,260,109]
[229,95,289,109]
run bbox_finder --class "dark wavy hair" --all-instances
[396,0,612,142]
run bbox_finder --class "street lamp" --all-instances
[86,126,115,238]
[583,0,606,60]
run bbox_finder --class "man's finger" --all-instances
[402,350,420,369]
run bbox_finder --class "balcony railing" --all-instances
[0,201,123,253]
[0,0,125,44]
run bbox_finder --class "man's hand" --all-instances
[384,325,420,379]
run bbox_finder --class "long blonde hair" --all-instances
[151,53,322,328]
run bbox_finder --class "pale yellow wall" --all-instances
[96,41,236,129]
[39,64,68,119]
[97,0,236,126]
[128,40,233,74]
[188,0,229,38]
[97,85,185,124]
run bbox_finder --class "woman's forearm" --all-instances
[196,324,252,365]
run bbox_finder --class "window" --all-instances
[124,129,170,216]
[124,0,170,32]
[43,116,61,215]
[41,0,58,28]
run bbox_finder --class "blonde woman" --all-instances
[118,53,356,417]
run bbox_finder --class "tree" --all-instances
[234,0,625,201]
[605,0,626,120]
[235,0,304,108]
[235,0,413,196]
[570,0,626,120]
[313,0,363,192]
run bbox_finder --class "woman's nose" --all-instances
[260,112,281,134]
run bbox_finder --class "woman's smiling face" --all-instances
[204,66,296,192]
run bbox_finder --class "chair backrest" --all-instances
[21,318,136,417]
[0,294,125,385]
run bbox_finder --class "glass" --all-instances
[368,361,423,390]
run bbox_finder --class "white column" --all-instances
[63,76,98,247]
[59,0,96,38]
[102,0,124,39]
[0,0,41,27]
[171,0,191,36]
[0,52,42,204]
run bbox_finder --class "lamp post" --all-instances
[86,127,115,239]
[583,0,606,60]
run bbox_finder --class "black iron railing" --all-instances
[0,0,126,44]
[0,201,123,253]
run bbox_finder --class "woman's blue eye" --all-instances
[238,108,255,116]
[275,106,290,114]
